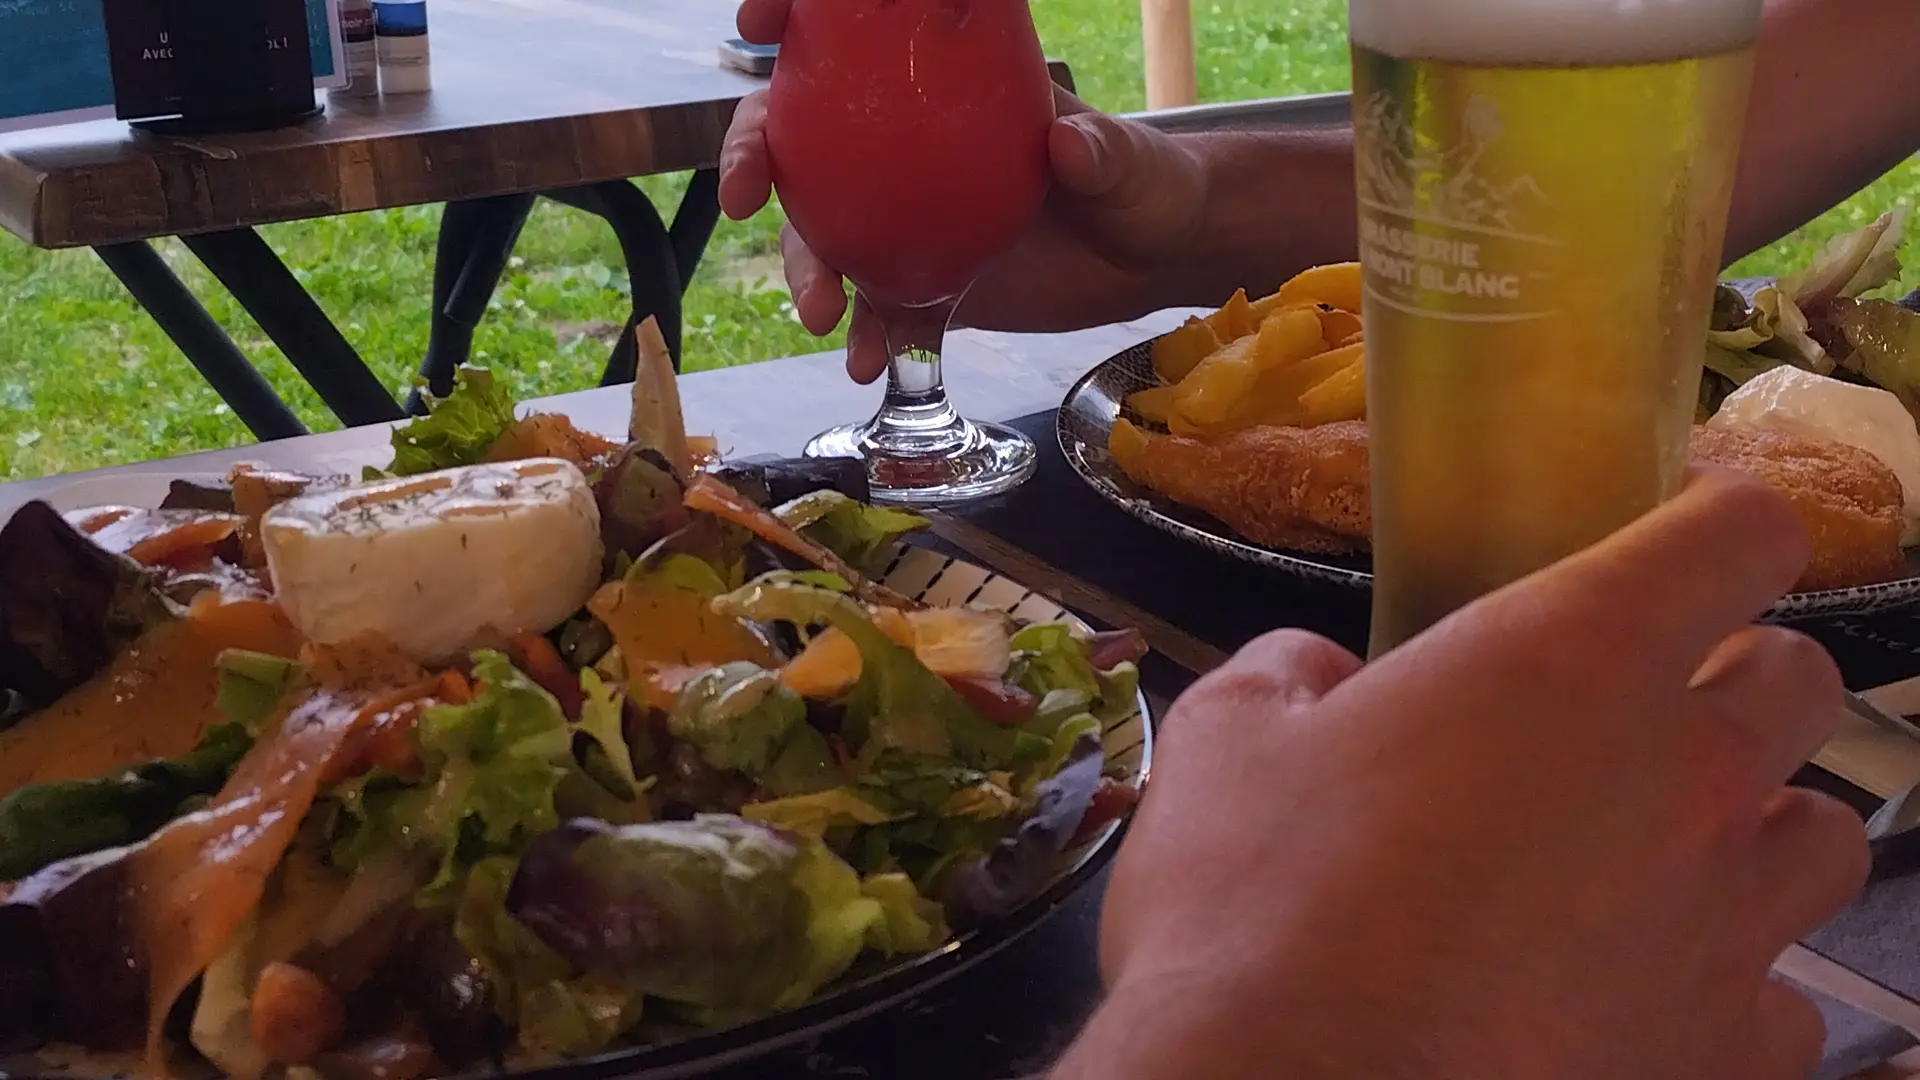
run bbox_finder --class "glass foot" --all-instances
[804,416,1037,507]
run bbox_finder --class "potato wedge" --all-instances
[1249,306,1327,370]
[1205,289,1256,342]
[1177,309,1333,430]
[1318,308,1363,347]
[1229,343,1365,430]
[1125,385,1181,425]
[1248,291,1309,325]
[1172,334,1260,427]
[1296,352,1367,425]
[1334,330,1366,349]
[1151,316,1223,384]
[1108,417,1152,477]
[1276,262,1363,313]
[1167,411,1207,437]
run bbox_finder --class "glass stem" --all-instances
[862,294,972,457]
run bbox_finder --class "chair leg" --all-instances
[669,168,722,290]
[411,194,537,414]
[417,177,715,400]
[545,180,683,382]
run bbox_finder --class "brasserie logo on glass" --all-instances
[1356,88,1558,323]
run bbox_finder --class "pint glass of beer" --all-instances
[1354,0,1764,656]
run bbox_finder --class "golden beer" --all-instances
[1353,0,1762,655]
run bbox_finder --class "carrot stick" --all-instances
[512,632,585,718]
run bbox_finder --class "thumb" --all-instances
[1051,111,1133,200]
[1047,109,1206,265]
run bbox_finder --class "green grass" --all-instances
[2,0,1916,480]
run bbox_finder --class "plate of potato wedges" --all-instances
[1057,262,1377,589]
[1057,261,1920,618]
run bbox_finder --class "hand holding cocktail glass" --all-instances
[722,0,1210,503]
[755,0,1059,505]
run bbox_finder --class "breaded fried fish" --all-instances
[1107,418,1911,592]
[1688,425,1908,592]
[1107,418,1370,554]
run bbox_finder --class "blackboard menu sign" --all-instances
[103,0,322,131]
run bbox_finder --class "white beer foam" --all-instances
[1350,0,1762,66]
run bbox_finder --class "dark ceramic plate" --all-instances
[1057,336,1920,622]
[0,519,1151,1080]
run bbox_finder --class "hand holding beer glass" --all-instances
[1355,0,1763,655]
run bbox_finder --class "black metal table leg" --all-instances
[93,241,308,441]
[382,173,724,403]
[546,181,683,382]
[420,199,493,404]
[669,168,722,289]
[413,194,538,413]
[181,229,405,427]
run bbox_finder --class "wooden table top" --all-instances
[0,0,757,249]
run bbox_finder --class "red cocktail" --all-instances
[767,0,1055,504]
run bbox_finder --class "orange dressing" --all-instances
[0,599,304,799]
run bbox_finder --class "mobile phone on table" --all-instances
[719,39,778,77]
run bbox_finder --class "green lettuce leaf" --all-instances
[669,663,802,776]
[1008,624,1101,702]
[631,551,731,595]
[937,777,1022,820]
[784,570,853,593]
[860,871,949,954]
[773,491,927,574]
[1784,208,1908,308]
[511,817,814,1020]
[773,839,889,1011]
[859,752,998,817]
[215,650,306,734]
[576,669,639,798]
[388,367,518,477]
[455,855,643,1058]
[1027,714,1102,793]
[324,766,411,869]
[0,720,253,879]
[1026,688,1093,737]
[1832,297,1920,415]
[743,788,901,837]
[712,582,1022,769]
[1749,285,1831,372]
[511,820,945,1027]
[668,662,840,796]
[404,651,575,904]
[1095,662,1141,726]
[754,839,951,1011]
[328,654,650,892]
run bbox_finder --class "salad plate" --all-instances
[0,540,1147,1080]
[0,473,221,521]
[0,356,1150,1080]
